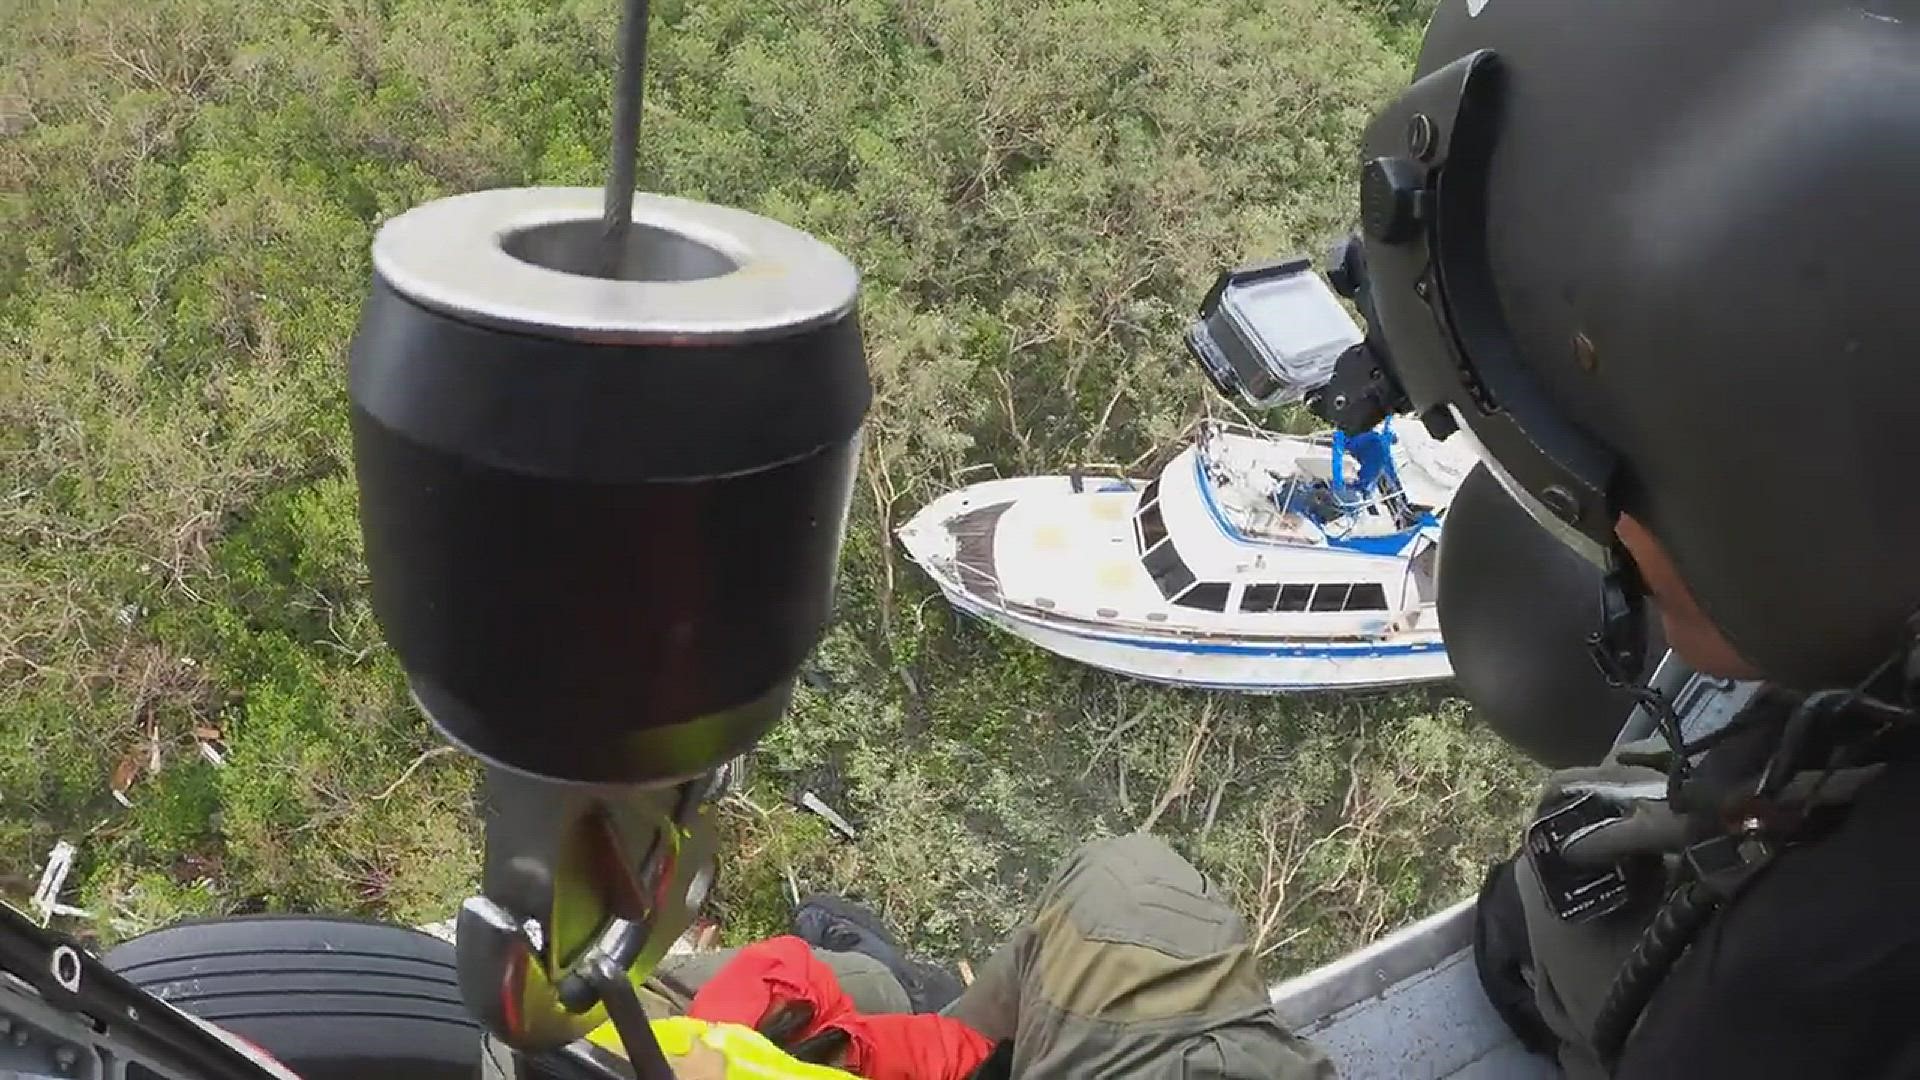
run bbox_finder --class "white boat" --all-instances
[897,419,1477,691]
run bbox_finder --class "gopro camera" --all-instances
[1184,258,1363,408]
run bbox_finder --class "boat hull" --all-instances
[937,583,1452,692]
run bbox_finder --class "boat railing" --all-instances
[952,461,1141,488]
[1322,485,1426,536]
[1190,414,1338,449]
[1214,461,1429,544]
[1194,417,1445,527]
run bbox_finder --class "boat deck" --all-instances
[949,501,1013,603]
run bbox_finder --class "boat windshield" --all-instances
[1141,538,1195,598]
[1137,480,1170,550]
[1134,478,1203,599]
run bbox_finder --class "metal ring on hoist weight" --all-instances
[348,187,870,786]
[371,187,857,344]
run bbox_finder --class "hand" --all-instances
[1538,765,1685,864]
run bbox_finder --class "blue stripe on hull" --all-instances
[1120,676,1445,692]
[1114,634,1441,658]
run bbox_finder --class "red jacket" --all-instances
[687,936,994,1080]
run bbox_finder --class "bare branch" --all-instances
[371,746,460,801]
[1140,697,1215,833]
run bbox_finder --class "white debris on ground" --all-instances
[795,790,858,840]
[31,841,92,924]
[416,918,458,944]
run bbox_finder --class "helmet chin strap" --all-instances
[1587,549,1650,687]
[1903,613,1920,707]
[1586,547,1692,793]
[1586,542,1920,804]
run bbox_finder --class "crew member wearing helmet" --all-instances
[1341,1,1920,1077]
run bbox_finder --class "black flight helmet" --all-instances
[1350,0,1920,688]
[1439,464,1668,767]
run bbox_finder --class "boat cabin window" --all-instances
[1141,538,1196,598]
[1310,583,1351,612]
[1408,541,1438,603]
[1136,478,1203,599]
[1134,479,1169,551]
[1137,499,1169,551]
[1240,584,1281,612]
[1240,581,1391,613]
[1347,583,1389,611]
[1174,582,1230,612]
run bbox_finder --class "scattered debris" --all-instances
[795,790,858,840]
[712,754,747,799]
[30,842,92,924]
[416,918,457,945]
[109,751,142,806]
[108,718,179,802]
[195,724,228,767]
[722,791,774,820]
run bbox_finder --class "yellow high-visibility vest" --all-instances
[587,1015,859,1080]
